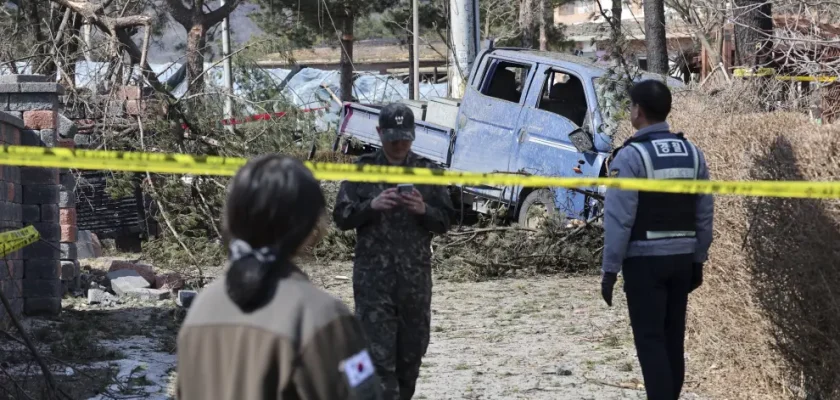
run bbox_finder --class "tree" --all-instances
[381,0,447,98]
[165,0,244,96]
[250,0,399,102]
[644,0,669,73]
[483,0,569,50]
[732,0,772,66]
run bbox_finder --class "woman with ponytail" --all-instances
[176,154,381,400]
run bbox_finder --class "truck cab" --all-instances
[335,47,677,227]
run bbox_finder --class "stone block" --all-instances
[59,207,75,224]
[60,260,77,280]
[7,182,15,203]
[3,279,23,298]
[22,110,56,130]
[21,205,39,223]
[19,82,64,94]
[20,129,40,146]
[24,260,59,279]
[38,129,56,147]
[0,75,49,84]
[57,114,77,138]
[10,94,58,112]
[4,125,19,145]
[23,184,60,204]
[32,222,60,242]
[41,204,59,222]
[60,224,77,243]
[0,83,19,93]
[73,134,91,147]
[22,240,59,259]
[0,183,6,201]
[106,101,124,116]
[0,260,23,280]
[108,269,151,296]
[23,297,61,316]
[20,167,59,185]
[76,230,103,259]
[58,190,75,207]
[23,278,62,298]
[12,183,20,202]
[124,288,170,301]
[10,203,20,222]
[109,260,155,285]
[154,272,184,291]
[87,288,117,305]
[0,94,7,111]
[60,243,76,260]
[0,297,24,319]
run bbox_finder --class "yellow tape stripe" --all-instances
[0,225,40,257]
[1,146,840,199]
[732,68,838,82]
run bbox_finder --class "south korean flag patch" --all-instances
[340,349,378,397]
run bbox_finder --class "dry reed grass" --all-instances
[650,82,840,399]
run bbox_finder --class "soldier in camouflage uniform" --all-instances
[333,103,455,400]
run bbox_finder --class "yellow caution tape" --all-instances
[1,145,840,199]
[732,67,838,82]
[0,225,40,258]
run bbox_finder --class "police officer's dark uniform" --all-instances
[601,80,714,400]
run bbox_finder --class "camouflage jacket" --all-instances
[333,150,455,265]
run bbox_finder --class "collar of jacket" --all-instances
[374,149,419,166]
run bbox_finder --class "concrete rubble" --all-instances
[79,260,195,306]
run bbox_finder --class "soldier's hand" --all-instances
[601,271,617,307]
[372,189,400,211]
[400,189,426,214]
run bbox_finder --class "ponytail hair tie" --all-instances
[228,239,277,264]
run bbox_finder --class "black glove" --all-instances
[690,262,703,293]
[601,272,617,307]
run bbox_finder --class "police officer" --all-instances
[333,103,456,400]
[177,154,381,400]
[601,80,714,400]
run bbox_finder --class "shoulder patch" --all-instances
[340,349,375,388]
[609,169,620,177]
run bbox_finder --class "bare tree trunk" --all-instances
[644,0,669,73]
[519,0,535,48]
[186,22,208,95]
[610,0,623,62]
[539,0,547,51]
[733,0,772,66]
[340,6,355,102]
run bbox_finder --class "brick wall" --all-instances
[0,111,24,327]
[0,74,80,325]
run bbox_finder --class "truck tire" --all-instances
[517,189,557,229]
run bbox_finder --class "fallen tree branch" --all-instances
[447,227,538,236]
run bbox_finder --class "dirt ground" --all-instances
[1,260,712,399]
[309,262,710,400]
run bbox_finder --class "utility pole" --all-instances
[449,0,480,99]
[221,0,234,132]
[412,0,420,100]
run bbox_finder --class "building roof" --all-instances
[563,19,694,42]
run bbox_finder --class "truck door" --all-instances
[510,65,607,218]
[450,57,536,200]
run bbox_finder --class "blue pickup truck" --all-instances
[334,45,678,227]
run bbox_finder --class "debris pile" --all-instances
[82,260,190,307]
[432,214,604,281]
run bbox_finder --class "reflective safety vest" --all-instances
[622,131,699,242]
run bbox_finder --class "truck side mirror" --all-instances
[569,126,596,154]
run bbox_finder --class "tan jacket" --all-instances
[176,266,381,400]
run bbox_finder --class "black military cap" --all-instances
[378,103,416,142]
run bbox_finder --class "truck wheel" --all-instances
[517,189,557,229]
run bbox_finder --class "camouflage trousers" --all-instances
[353,262,432,400]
